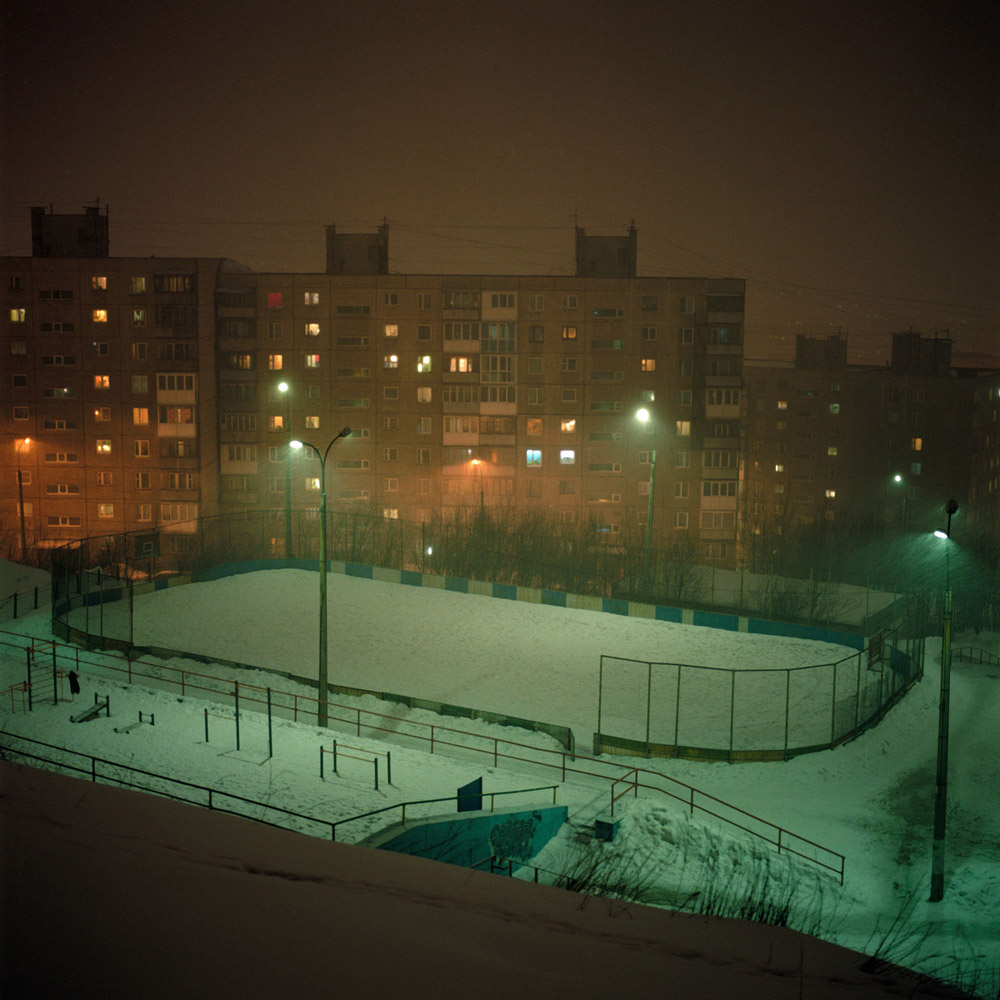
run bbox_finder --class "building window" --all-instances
[132,375,149,393]
[678,360,692,376]
[134,440,150,457]
[777,400,788,410]
[529,325,544,343]
[384,323,399,338]
[12,374,28,387]
[678,328,694,345]
[641,358,656,372]
[527,418,542,436]
[562,326,577,340]
[305,477,321,491]
[267,322,283,339]
[96,440,112,454]
[10,309,26,323]
[137,503,152,522]
[563,295,577,308]
[13,405,28,420]
[305,416,320,429]
[825,489,836,499]
[417,293,433,309]
[269,415,285,431]
[676,420,691,436]
[383,354,400,369]
[92,309,108,323]
[383,448,398,462]
[417,387,432,403]
[560,358,577,372]
[97,503,115,519]
[131,343,147,361]
[383,387,399,401]
[673,512,689,528]
[679,297,696,314]
[827,446,837,456]
[527,388,543,405]
[829,403,840,415]
[641,295,658,311]
[94,406,112,422]
[304,292,319,305]
[911,462,922,475]
[417,355,432,373]
[268,354,283,371]
[416,417,431,435]
[911,437,922,451]
[304,354,320,368]
[560,450,575,465]
[526,449,541,466]
[383,293,399,306]
[268,292,283,309]
[675,452,690,468]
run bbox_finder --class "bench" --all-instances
[70,694,109,724]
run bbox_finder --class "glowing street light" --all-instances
[16,437,32,555]
[277,382,293,557]
[930,497,958,902]
[636,409,656,591]
[290,426,352,728]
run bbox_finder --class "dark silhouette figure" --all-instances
[68,670,80,696]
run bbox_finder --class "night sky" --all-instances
[2,0,997,361]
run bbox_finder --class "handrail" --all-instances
[953,646,1000,667]
[0,628,844,882]
[0,731,556,846]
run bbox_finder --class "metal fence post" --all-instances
[234,681,240,751]
[267,687,273,759]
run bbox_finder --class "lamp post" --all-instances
[290,427,351,729]
[636,409,656,591]
[891,473,909,533]
[471,458,485,511]
[16,437,32,556]
[929,497,958,902]
[278,382,292,558]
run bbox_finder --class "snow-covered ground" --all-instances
[2,562,998,995]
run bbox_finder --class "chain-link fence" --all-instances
[595,624,924,762]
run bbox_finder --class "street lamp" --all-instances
[277,382,292,558]
[929,497,958,903]
[636,408,656,591]
[471,457,485,511]
[290,427,351,729]
[891,473,907,532]
[16,437,32,556]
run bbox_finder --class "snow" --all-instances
[1,561,997,997]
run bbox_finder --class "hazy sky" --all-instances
[2,0,997,360]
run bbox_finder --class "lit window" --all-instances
[560,419,576,433]
[10,309,26,322]
[305,416,319,429]
[97,503,114,518]
[304,292,319,305]
[384,324,399,338]
[269,415,285,431]
[268,354,283,371]
[911,437,922,451]
[829,403,840,415]
[93,407,111,422]
[560,450,575,464]
[641,358,656,371]
[526,449,541,466]
[304,354,320,368]
[92,276,107,290]
[92,309,108,323]
[417,387,431,403]
[94,375,110,389]
[305,323,320,336]
[130,277,146,294]
[562,326,577,339]
[96,440,112,454]
[384,355,399,368]
[305,477,320,491]
[777,400,788,410]
[775,463,784,472]
[527,418,542,435]
[676,420,691,436]
[827,446,837,456]
[825,489,836,498]
[268,292,283,309]
[417,355,432,373]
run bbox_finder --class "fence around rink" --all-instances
[594,622,925,762]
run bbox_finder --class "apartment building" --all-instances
[3,210,746,564]
[744,333,1000,538]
